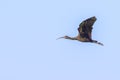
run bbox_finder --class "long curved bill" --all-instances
[56,37,64,40]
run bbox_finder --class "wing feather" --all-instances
[78,16,97,39]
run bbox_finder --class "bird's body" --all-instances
[57,16,103,46]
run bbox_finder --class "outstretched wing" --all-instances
[78,16,97,39]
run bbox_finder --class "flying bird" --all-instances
[57,16,104,46]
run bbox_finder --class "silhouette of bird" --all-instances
[57,16,103,46]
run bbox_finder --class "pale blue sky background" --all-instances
[0,0,120,80]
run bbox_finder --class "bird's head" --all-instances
[56,35,70,40]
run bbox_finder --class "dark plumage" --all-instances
[57,16,103,46]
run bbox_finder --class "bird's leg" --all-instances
[92,40,104,46]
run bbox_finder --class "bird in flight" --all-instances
[57,16,103,46]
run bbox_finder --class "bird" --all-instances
[57,16,104,46]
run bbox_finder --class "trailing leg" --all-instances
[92,40,104,46]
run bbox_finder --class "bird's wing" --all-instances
[78,16,97,39]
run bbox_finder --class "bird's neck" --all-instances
[67,36,77,40]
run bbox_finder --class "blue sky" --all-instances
[0,0,120,80]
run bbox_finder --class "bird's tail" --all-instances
[92,40,104,46]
